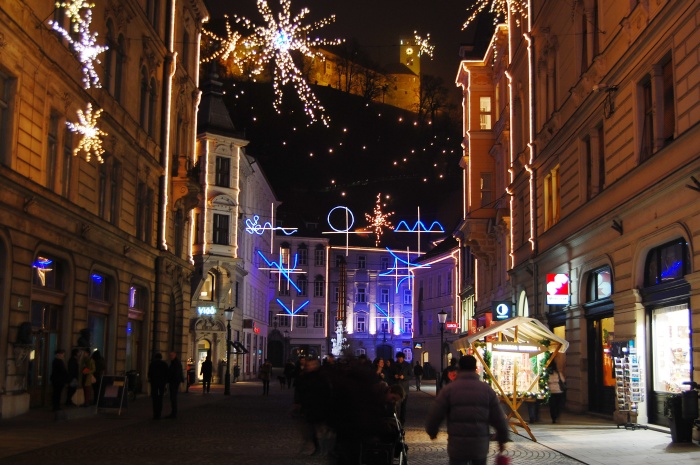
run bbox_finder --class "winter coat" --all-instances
[81,357,96,387]
[425,371,509,461]
[548,370,566,394]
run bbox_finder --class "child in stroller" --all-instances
[360,384,409,465]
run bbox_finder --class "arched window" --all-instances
[586,266,612,302]
[139,68,149,129]
[32,255,64,289]
[200,271,216,301]
[644,238,690,286]
[104,20,115,92]
[114,35,125,103]
[148,77,157,137]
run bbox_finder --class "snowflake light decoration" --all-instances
[66,103,108,163]
[233,0,343,126]
[202,15,245,69]
[365,193,394,247]
[463,0,528,29]
[48,6,107,89]
[413,31,434,58]
[55,0,93,32]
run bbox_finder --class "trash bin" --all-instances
[667,394,694,443]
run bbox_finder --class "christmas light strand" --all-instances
[232,0,343,126]
[365,193,394,246]
[56,0,93,32]
[66,103,107,163]
[463,0,528,29]
[413,31,434,58]
[48,6,107,89]
[201,14,245,69]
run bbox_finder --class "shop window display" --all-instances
[652,304,691,393]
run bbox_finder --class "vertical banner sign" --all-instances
[491,301,513,321]
[546,273,570,305]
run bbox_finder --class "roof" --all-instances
[453,316,569,353]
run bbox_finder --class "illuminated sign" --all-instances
[245,214,297,236]
[492,301,513,321]
[491,341,546,354]
[546,273,570,305]
[445,322,458,329]
[197,306,217,316]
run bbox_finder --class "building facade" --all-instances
[0,0,208,418]
[328,246,417,363]
[457,0,700,428]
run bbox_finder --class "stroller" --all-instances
[359,412,408,465]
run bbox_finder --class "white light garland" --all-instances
[66,102,108,163]
[56,0,93,32]
[413,31,434,58]
[463,0,528,29]
[365,193,394,247]
[233,0,343,126]
[48,4,107,89]
[202,14,244,68]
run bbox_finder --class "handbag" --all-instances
[71,388,84,405]
[90,374,97,384]
[495,453,510,465]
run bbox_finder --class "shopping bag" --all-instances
[495,453,510,465]
[72,388,84,406]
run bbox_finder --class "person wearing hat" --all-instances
[392,352,411,425]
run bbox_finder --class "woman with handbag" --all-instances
[547,361,566,423]
[80,349,96,407]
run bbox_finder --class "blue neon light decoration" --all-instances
[394,220,445,233]
[276,299,310,315]
[373,303,403,333]
[379,248,431,293]
[327,206,355,231]
[245,215,297,236]
[33,257,53,268]
[257,250,303,293]
[91,273,104,283]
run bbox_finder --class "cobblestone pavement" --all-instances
[0,379,586,465]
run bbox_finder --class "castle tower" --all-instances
[399,37,420,76]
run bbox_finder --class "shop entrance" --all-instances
[587,316,616,414]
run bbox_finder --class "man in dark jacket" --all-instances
[65,349,80,406]
[166,351,184,418]
[50,349,68,411]
[392,352,412,425]
[200,355,213,393]
[425,355,509,465]
[148,352,169,419]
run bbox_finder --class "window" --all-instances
[213,214,230,245]
[380,288,389,304]
[297,245,307,265]
[378,318,389,332]
[182,31,190,74]
[644,239,690,286]
[89,273,110,301]
[587,266,612,302]
[480,173,493,207]
[200,271,216,301]
[61,128,72,198]
[446,273,452,294]
[356,314,366,332]
[297,276,307,296]
[334,287,339,302]
[129,285,146,315]
[404,317,412,334]
[662,57,675,143]
[135,182,154,244]
[640,78,654,162]
[436,275,442,297]
[479,96,492,130]
[109,160,121,225]
[314,310,324,328]
[2,72,16,164]
[148,77,157,136]
[98,162,107,219]
[139,68,149,129]
[335,255,344,267]
[544,165,560,230]
[215,157,230,187]
[314,276,324,297]
[47,112,60,191]
[314,245,325,266]
[358,255,366,269]
[296,312,307,328]
[280,243,291,267]
[381,256,390,270]
[403,289,411,305]
[278,314,290,327]
[356,287,366,303]
[32,255,63,290]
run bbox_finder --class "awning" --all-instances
[453,316,569,353]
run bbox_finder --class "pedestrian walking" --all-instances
[258,359,272,395]
[166,351,184,418]
[392,352,411,425]
[66,349,80,406]
[90,350,105,404]
[50,349,68,411]
[284,359,296,388]
[547,361,566,424]
[233,364,240,382]
[147,352,168,419]
[441,357,457,388]
[413,362,424,391]
[200,355,213,393]
[425,355,510,465]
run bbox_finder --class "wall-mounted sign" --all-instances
[546,273,570,305]
[491,301,513,321]
[197,306,217,316]
[446,322,458,330]
[491,341,547,355]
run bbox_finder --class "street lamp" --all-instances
[437,310,448,392]
[224,307,234,395]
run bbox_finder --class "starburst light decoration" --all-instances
[365,193,394,247]
[233,0,343,126]
[66,103,107,163]
[56,0,93,32]
[413,31,434,58]
[48,6,108,88]
[463,0,528,29]
[202,15,245,69]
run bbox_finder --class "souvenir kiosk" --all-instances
[453,317,569,442]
